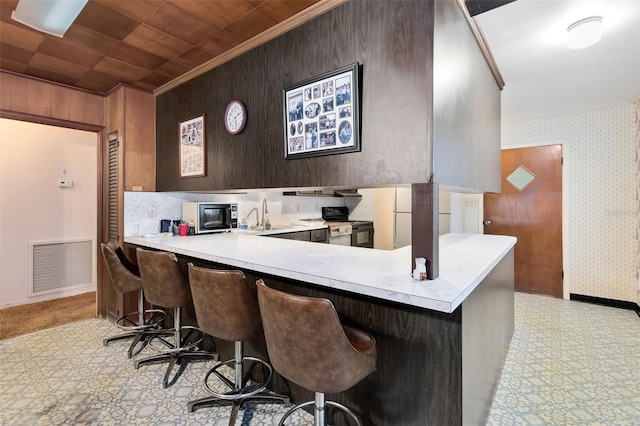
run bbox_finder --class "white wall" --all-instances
[496,104,636,302]
[0,119,97,308]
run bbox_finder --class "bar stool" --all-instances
[133,248,218,388]
[100,242,165,358]
[256,280,377,426]
[186,265,289,422]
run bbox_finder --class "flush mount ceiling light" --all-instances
[567,16,603,49]
[11,0,88,38]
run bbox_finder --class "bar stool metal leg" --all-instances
[134,307,217,388]
[103,289,166,358]
[278,392,362,426]
[187,341,289,413]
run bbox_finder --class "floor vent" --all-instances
[29,239,94,296]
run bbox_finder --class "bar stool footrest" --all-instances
[114,309,166,332]
[278,399,362,426]
[147,325,204,354]
[204,356,273,400]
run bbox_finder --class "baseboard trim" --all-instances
[570,293,639,313]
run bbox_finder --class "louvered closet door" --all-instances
[108,138,119,243]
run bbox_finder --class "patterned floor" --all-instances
[0,293,638,425]
[488,293,640,425]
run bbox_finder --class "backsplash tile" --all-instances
[123,191,374,237]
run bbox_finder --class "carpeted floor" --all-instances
[0,292,96,340]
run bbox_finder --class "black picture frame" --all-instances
[283,63,360,159]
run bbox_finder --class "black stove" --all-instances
[321,207,374,248]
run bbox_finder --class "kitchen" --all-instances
[123,187,458,249]
[1,0,638,423]
[3,0,510,424]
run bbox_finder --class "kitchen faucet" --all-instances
[261,199,270,230]
[246,207,259,228]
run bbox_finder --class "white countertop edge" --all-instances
[124,233,516,314]
[447,240,515,311]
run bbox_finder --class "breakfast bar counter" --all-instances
[124,232,515,313]
[125,232,516,425]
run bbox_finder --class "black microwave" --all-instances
[181,203,238,234]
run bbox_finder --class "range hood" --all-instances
[282,189,361,198]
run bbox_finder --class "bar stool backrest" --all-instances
[188,265,262,342]
[256,280,376,394]
[101,242,142,294]
[136,248,191,309]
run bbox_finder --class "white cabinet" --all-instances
[374,187,452,250]
[395,187,412,213]
[395,212,412,249]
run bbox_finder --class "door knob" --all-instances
[483,220,492,226]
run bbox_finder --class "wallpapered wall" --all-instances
[501,104,637,302]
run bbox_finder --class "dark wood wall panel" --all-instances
[156,0,435,192]
[461,249,514,425]
[178,254,463,426]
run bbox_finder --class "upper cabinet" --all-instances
[105,85,155,192]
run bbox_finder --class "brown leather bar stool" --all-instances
[186,265,289,422]
[100,242,165,358]
[256,280,377,426]
[133,248,218,388]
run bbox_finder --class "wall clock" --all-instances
[224,100,247,135]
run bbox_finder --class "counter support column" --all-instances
[412,182,439,279]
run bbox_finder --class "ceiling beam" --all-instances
[465,0,516,17]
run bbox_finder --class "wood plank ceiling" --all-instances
[0,0,320,94]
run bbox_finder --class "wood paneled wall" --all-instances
[0,71,103,129]
[105,85,156,192]
[156,0,435,192]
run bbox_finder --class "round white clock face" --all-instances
[224,100,246,135]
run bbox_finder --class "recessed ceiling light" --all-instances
[11,0,88,38]
[567,16,603,49]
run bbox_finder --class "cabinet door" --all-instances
[395,187,412,213]
[310,228,328,243]
[394,212,412,249]
[270,231,311,241]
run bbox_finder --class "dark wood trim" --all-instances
[454,0,505,89]
[569,293,640,312]
[96,129,107,319]
[411,182,439,279]
[0,109,103,132]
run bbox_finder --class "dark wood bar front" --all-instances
[125,233,515,425]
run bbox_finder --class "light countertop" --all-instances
[124,232,516,313]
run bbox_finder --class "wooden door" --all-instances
[484,145,563,297]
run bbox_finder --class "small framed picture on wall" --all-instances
[179,114,206,178]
